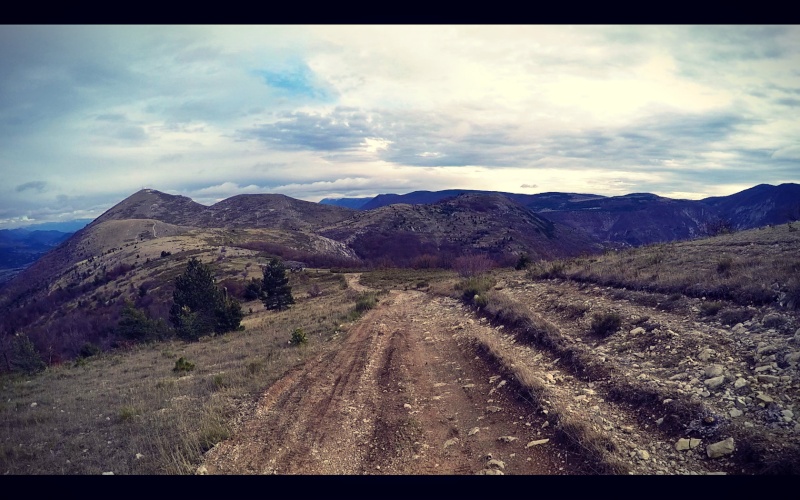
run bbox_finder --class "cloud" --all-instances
[15,181,47,193]
[520,184,538,189]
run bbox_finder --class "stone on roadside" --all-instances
[443,438,459,449]
[102,472,114,475]
[704,365,724,377]
[729,409,743,418]
[486,458,506,470]
[630,327,645,335]
[498,436,518,443]
[637,449,650,460]
[698,348,714,361]
[706,438,735,459]
[757,374,780,384]
[784,352,800,365]
[734,378,748,389]
[195,465,208,475]
[486,406,502,413]
[526,439,550,448]
[675,438,702,451]
[756,393,774,404]
[704,376,725,389]
[468,427,480,436]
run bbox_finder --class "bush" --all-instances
[307,283,323,298]
[474,294,489,308]
[515,253,532,270]
[717,256,734,275]
[456,276,496,303]
[119,300,170,342]
[173,357,195,374]
[355,292,378,313]
[700,301,724,317]
[243,278,262,301]
[78,342,101,358]
[9,334,46,374]
[590,312,622,338]
[453,254,494,277]
[290,328,308,345]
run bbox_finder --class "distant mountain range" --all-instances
[321,183,800,246]
[1,183,798,365]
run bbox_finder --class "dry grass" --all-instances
[539,224,800,308]
[0,271,358,474]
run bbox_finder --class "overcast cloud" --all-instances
[0,25,798,228]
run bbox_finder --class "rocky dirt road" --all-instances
[202,282,578,475]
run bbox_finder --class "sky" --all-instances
[1,25,799,228]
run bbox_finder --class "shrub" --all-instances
[457,275,495,303]
[119,300,170,342]
[9,334,46,374]
[718,308,755,326]
[700,301,724,317]
[474,294,489,308]
[78,342,101,358]
[243,278,262,300]
[515,253,532,270]
[355,292,378,313]
[590,312,622,338]
[453,254,494,277]
[717,256,734,275]
[173,357,195,374]
[290,328,308,345]
[307,283,323,298]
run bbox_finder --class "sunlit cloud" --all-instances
[0,25,797,228]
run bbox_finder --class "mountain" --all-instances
[2,183,797,367]
[320,192,602,265]
[336,184,800,246]
[319,197,374,210]
[703,183,800,229]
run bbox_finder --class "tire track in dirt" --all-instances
[202,284,574,475]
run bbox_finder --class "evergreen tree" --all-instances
[261,258,295,311]
[118,300,169,342]
[169,257,243,340]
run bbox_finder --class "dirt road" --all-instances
[202,283,575,475]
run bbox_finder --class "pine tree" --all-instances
[169,257,243,340]
[261,258,295,311]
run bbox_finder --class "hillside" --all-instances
[319,193,602,266]
[2,224,798,475]
[333,184,800,246]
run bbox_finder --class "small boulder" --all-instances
[498,436,518,443]
[637,449,650,460]
[757,374,780,384]
[729,409,743,418]
[630,327,645,335]
[705,365,724,377]
[675,438,702,451]
[698,348,714,361]
[734,378,748,389]
[704,376,725,389]
[706,438,735,459]
[525,439,550,448]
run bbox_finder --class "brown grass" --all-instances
[0,272,357,474]
[543,224,800,308]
